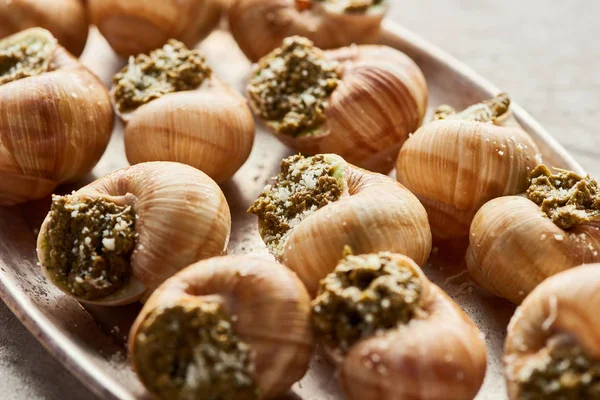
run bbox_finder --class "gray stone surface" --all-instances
[0,2,598,399]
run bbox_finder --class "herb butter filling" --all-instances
[248,154,344,257]
[526,164,600,230]
[247,36,341,137]
[111,40,212,113]
[433,93,511,123]
[42,195,136,300]
[0,34,53,85]
[517,334,600,399]
[312,252,423,353]
[316,0,384,13]
[134,303,258,400]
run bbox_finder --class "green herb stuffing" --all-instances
[247,36,340,137]
[0,34,53,85]
[248,154,343,257]
[526,164,600,230]
[517,334,600,399]
[134,302,258,400]
[433,93,511,123]
[312,252,423,352]
[42,194,136,300]
[111,40,212,113]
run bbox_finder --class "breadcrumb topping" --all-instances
[517,334,600,399]
[134,302,258,400]
[42,194,136,300]
[248,154,343,257]
[527,164,600,229]
[433,93,511,123]
[312,252,424,352]
[0,33,53,85]
[111,40,212,113]
[247,36,340,137]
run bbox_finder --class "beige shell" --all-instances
[334,254,487,400]
[466,195,600,304]
[397,104,540,240]
[0,28,113,206]
[280,155,432,295]
[250,45,428,174]
[129,255,314,399]
[504,264,600,399]
[229,0,388,62]
[37,162,232,306]
[120,77,256,184]
[88,0,222,57]
[0,0,89,56]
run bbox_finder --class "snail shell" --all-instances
[313,253,487,400]
[0,0,89,56]
[504,264,600,399]
[397,95,540,240]
[121,77,255,184]
[467,195,600,304]
[37,162,231,306]
[253,154,432,295]
[248,39,427,174]
[129,255,313,399]
[0,28,113,205]
[112,41,256,184]
[88,0,222,57]
[229,0,388,62]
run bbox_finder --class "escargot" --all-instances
[504,264,600,399]
[246,36,427,173]
[248,153,432,295]
[312,252,488,400]
[229,0,389,62]
[37,162,231,306]
[397,93,541,240]
[111,40,255,183]
[0,28,113,205]
[467,164,600,304]
[0,0,89,56]
[129,255,313,400]
[88,0,222,57]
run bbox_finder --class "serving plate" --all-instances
[0,21,584,400]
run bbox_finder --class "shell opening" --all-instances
[0,31,54,85]
[311,252,423,353]
[133,302,258,400]
[248,154,344,258]
[516,333,600,399]
[111,40,212,114]
[41,194,136,300]
[526,164,600,230]
[247,36,340,137]
[432,93,511,123]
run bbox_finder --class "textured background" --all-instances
[1,1,598,399]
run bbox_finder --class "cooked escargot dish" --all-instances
[111,40,255,183]
[467,165,600,304]
[129,255,313,400]
[0,0,89,56]
[248,153,432,294]
[505,264,600,399]
[88,0,222,57]
[397,93,541,240]
[246,36,427,173]
[37,162,231,306]
[0,28,113,205]
[230,0,388,62]
[312,251,487,400]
